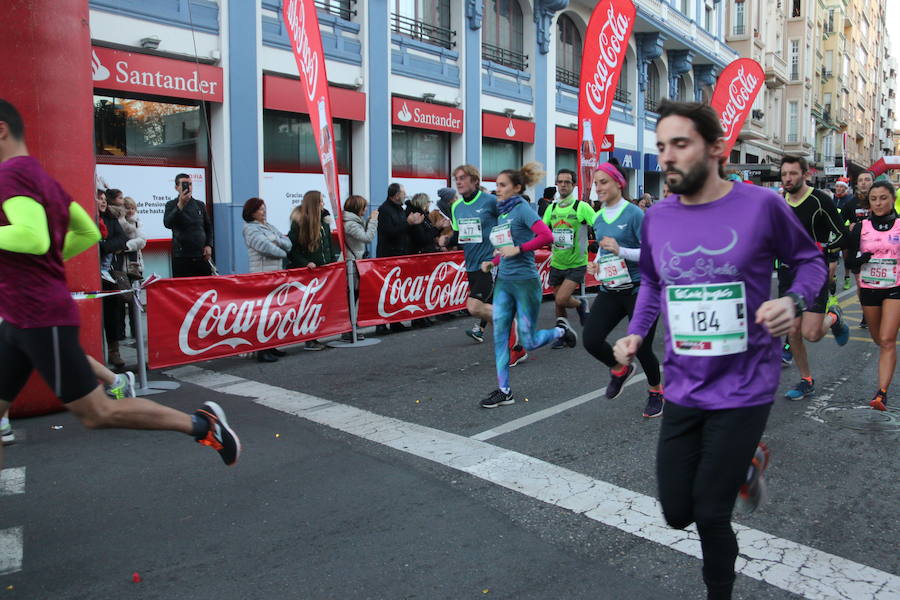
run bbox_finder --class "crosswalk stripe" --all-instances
[0,527,23,576]
[169,365,900,600]
[0,468,25,496]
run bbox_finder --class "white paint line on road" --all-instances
[167,366,900,600]
[0,527,23,576]
[471,373,648,441]
[0,468,25,496]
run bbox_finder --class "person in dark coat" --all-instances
[98,188,130,370]
[376,183,419,258]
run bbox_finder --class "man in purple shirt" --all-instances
[0,99,239,469]
[613,100,825,600]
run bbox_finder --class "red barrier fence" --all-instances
[146,263,350,368]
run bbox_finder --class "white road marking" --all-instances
[0,468,25,496]
[167,365,900,600]
[471,373,648,441]
[0,527,23,576]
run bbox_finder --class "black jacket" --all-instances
[406,205,441,254]
[163,197,213,258]
[99,210,129,271]
[376,198,412,258]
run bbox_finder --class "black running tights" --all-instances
[657,401,772,600]
[582,288,661,386]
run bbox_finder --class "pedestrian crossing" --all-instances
[0,467,24,576]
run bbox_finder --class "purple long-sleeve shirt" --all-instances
[628,183,826,410]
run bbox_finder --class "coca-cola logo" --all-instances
[719,66,761,141]
[178,280,327,355]
[377,261,469,317]
[537,253,554,291]
[583,5,631,117]
[285,0,319,103]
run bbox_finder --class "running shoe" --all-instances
[106,371,136,399]
[736,443,770,514]
[303,340,327,351]
[194,401,241,466]
[828,305,849,346]
[480,389,515,409]
[576,298,589,327]
[860,317,868,329]
[509,345,528,367]
[1,419,14,446]
[784,378,815,400]
[843,276,851,291]
[642,390,664,418]
[558,318,577,348]
[606,364,635,399]
[551,338,566,349]
[781,346,793,367]
[870,389,888,411]
[825,294,839,313]
[466,325,485,343]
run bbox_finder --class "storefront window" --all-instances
[263,110,350,172]
[555,149,577,174]
[482,140,523,181]
[94,96,208,164]
[391,127,449,178]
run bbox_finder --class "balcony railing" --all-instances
[615,87,631,104]
[645,96,658,113]
[733,24,746,35]
[556,66,578,87]
[315,0,355,21]
[483,42,528,71]
[390,12,455,49]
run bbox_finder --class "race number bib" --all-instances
[666,282,748,356]
[552,228,574,249]
[458,218,483,244]
[598,253,631,288]
[860,258,899,288]
[489,223,513,248]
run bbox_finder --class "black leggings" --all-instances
[582,288,661,387]
[657,401,772,600]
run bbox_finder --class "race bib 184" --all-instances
[666,282,747,356]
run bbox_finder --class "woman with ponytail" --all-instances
[478,162,578,408]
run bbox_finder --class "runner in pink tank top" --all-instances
[845,181,900,410]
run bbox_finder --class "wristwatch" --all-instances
[785,292,806,317]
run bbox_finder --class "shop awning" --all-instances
[263,74,366,121]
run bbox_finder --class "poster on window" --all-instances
[262,172,351,230]
[94,164,207,240]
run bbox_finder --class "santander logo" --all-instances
[719,66,761,141]
[584,5,631,117]
[92,50,110,82]
[397,102,413,122]
[377,261,469,318]
[285,0,319,103]
[177,280,327,355]
[505,119,517,137]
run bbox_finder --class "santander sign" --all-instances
[711,58,765,157]
[391,97,464,133]
[90,46,223,102]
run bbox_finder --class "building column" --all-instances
[667,49,694,100]
[693,63,718,102]
[637,33,665,199]
[534,1,568,191]
[464,1,484,169]
[368,0,390,206]
[219,0,261,275]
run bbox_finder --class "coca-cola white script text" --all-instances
[584,5,631,117]
[377,261,469,318]
[178,280,327,355]
[285,0,319,103]
[719,66,761,141]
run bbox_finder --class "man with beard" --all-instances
[779,156,850,400]
[612,99,826,600]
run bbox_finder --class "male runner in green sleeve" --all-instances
[543,168,595,347]
[0,98,239,469]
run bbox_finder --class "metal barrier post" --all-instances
[131,288,181,396]
[328,260,380,348]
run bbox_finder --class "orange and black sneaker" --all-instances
[194,401,241,466]
[736,443,770,515]
[870,389,888,412]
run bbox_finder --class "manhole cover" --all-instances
[818,404,900,433]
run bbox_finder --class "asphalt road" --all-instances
[1,281,898,600]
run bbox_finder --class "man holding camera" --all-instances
[163,173,213,277]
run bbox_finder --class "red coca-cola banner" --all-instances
[282,0,345,249]
[355,251,603,327]
[710,58,764,159]
[146,265,351,369]
[578,0,636,201]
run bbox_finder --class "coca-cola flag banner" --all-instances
[282,0,345,249]
[710,58,764,159]
[146,265,351,369]
[578,0,636,202]
[356,251,601,327]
